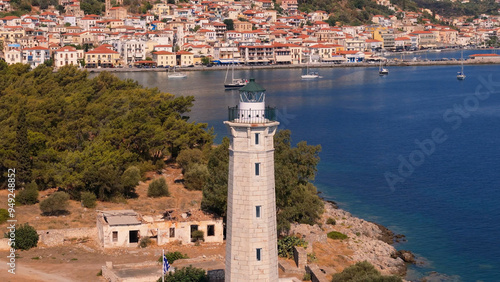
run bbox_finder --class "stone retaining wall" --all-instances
[37,227,97,246]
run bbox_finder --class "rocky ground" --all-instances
[290,201,410,278]
[0,164,418,281]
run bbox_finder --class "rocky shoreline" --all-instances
[290,201,415,278]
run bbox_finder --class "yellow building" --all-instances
[85,45,120,68]
[373,27,395,50]
[152,3,170,16]
[0,26,25,44]
[233,20,253,32]
[153,51,176,67]
[176,50,194,66]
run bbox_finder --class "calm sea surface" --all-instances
[109,52,500,281]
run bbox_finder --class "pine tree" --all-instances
[16,107,31,186]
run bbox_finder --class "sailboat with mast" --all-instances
[379,60,389,75]
[224,63,247,89]
[301,55,320,79]
[168,66,187,78]
[457,50,466,80]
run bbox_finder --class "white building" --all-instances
[22,46,50,68]
[106,38,147,64]
[53,45,84,68]
[4,48,22,65]
[97,209,223,248]
[224,79,279,281]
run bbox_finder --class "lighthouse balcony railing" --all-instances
[228,106,277,123]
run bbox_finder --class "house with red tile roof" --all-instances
[85,45,120,68]
[54,45,84,68]
[469,53,500,61]
[152,50,176,67]
[176,50,194,66]
[0,15,21,26]
[22,46,50,68]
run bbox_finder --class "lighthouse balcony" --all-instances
[228,106,277,123]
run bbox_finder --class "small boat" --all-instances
[225,78,248,88]
[168,67,187,78]
[457,50,466,80]
[301,72,321,79]
[224,63,247,88]
[301,57,320,79]
[379,61,389,75]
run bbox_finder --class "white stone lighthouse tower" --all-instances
[224,79,279,281]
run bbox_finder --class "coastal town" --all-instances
[1,0,500,281]
[1,0,500,69]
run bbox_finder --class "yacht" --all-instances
[457,50,466,80]
[301,58,321,79]
[168,67,187,78]
[224,64,247,88]
[301,71,321,79]
[379,61,389,75]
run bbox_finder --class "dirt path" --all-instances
[0,258,76,282]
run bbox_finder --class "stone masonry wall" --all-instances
[37,227,97,246]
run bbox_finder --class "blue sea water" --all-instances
[113,57,500,281]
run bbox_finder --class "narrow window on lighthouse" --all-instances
[256,248,262,261]
[256,206,261,218]
[255,163,260,176]
[255,133,260,145]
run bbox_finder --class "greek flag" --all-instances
[163,255,170,274]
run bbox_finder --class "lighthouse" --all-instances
[224,79,279,281]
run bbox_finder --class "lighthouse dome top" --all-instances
[239,78,266,93]
[239,78,265,103]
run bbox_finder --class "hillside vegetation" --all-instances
[0,63,212,201]
[298,0,500,26]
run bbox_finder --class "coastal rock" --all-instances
[392,250,416,264]
[289,202,407,277]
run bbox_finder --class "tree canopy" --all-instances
[0,64,212,201]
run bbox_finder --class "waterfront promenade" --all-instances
[86,58,499,73]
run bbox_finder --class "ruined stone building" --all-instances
[97,209,223,248]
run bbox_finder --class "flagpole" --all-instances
[162,249,165,282]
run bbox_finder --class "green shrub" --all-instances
[0,209,9,224]
[307,252,317,263]
[147,178,169,197]
[158,251,189,264]
[327,231,348,240]
[40,192,70,215]
[139,237,151,248]
[81,191,97,208]
[303,272,311,281]
[278,236,308,259]
[177,148,204,172]
[326,217,336,225]
[15,223,39,250]
[157,265,208,282]
[191,230,204,242]
[184,164,209,191]
[331,261,402,282]
[121,166,141,197]
[17,181,39,205]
